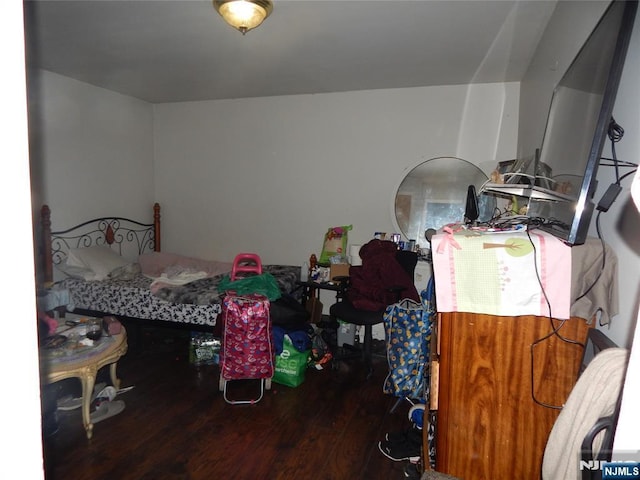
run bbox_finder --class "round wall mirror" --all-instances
[393,156,494,243]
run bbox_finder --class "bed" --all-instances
[39,203,300,329]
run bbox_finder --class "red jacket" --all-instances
[347,240,419,311]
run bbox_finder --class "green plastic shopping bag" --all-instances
[273,334,310,388]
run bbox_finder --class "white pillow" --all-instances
[65,246,131,281]
[55,263,97,281]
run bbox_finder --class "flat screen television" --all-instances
[484,0,637,245]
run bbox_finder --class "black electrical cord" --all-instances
[575,168,637,306]
[615,168,637,184]
[608,117,624,185]
[600,158,637,168]
[595,118,626,211]
[525,228,585,410]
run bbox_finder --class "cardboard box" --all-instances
[329,263,350,282]
[306,296,323,324]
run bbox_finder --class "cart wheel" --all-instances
[265,378,272,390]
[219,375,225,392]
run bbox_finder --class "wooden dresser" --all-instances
[427,312,591,479]
[424,228,618,479]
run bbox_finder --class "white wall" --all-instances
[2,1,44,477]
[595,7,640,348]
[518,1,640,349]
[518,1,611,160]
[153,83,518,265]
[28,70,155,230]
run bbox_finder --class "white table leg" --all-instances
[109,362,121,390]
[80,366,97,439]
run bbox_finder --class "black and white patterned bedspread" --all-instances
[60,265,301,327]
[153,264,300,305]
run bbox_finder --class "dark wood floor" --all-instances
[42,325,419,480]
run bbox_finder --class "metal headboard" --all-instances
[40,203,161,283]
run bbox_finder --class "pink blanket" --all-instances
[138,252,233,293]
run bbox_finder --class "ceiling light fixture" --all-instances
[213,0,274,35]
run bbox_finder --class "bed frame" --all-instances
[38,203,300,340]
[40,203,161,284]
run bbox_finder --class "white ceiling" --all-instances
[23,0,558,104]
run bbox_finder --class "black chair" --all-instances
[328,248,418,378]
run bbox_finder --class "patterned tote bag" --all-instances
[383,297,430,399]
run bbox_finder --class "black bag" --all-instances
[270,294,310,330]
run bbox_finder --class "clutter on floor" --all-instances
[378,404,437,477]
[55,382,133,430]
[378,424,422,464]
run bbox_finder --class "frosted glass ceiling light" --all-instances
[213,0,274,35]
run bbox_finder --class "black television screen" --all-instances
[527,0,637,245]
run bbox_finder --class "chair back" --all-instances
[395,250,418,279]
